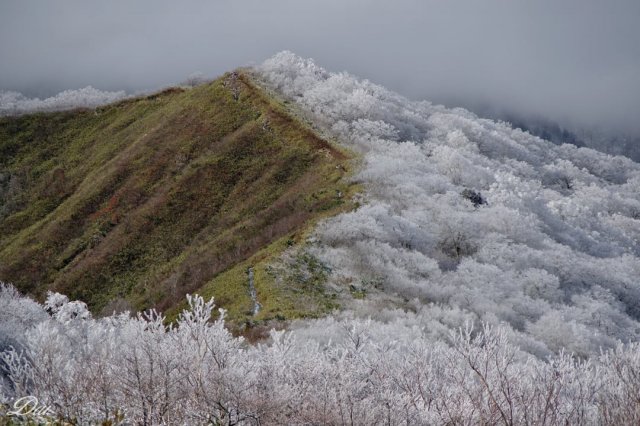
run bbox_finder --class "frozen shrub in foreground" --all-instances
[258,52,640,356]
[1,287,640,425]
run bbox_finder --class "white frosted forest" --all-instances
[257,52,640,358]
[2,286,640,425]
[2,52,640,424]
[0,87,127,116]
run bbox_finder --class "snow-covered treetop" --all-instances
[258,51,640,357]
[0,86,127,116]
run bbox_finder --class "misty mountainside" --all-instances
[2,52,640,424]
[0,70,357,325]
[475,108,640,163]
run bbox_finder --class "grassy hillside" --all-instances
[0,71,357,325]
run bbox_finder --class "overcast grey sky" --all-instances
[1,0,639,135]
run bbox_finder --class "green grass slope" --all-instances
[0,71,357,324]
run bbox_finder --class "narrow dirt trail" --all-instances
[247,267,261,316]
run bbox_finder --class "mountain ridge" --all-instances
[0,70,358,325]
[2,53,640,424]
